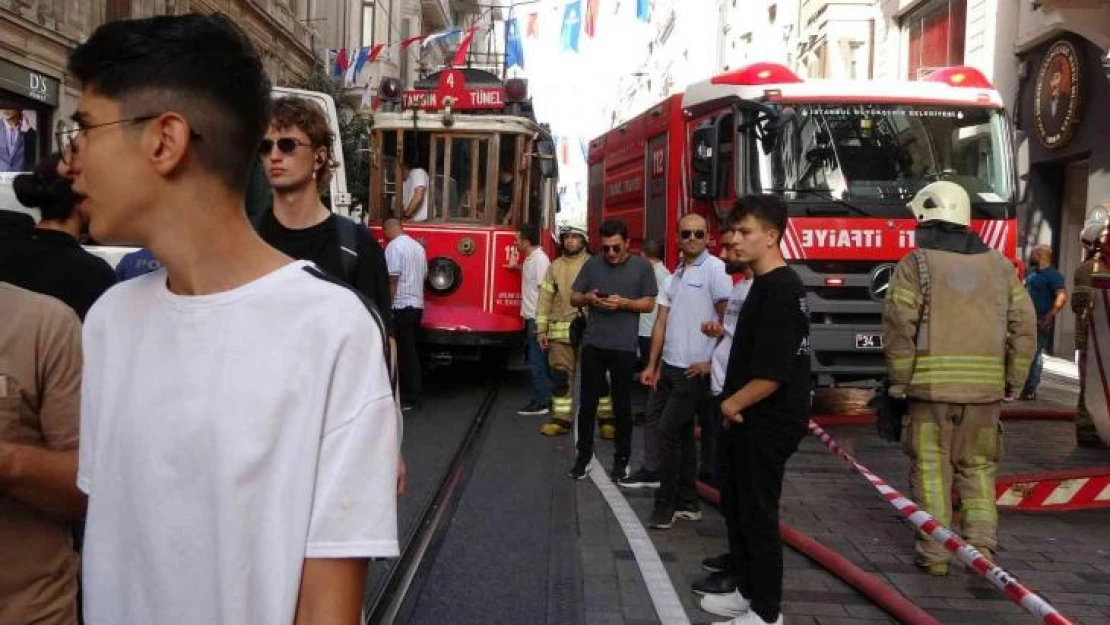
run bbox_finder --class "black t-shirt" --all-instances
[0,211,117,320]
[723,265,811,428]
[257,210,393,334]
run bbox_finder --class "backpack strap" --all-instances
[335,215,359,284]
[911,248,931,350]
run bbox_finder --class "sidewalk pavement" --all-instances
[579,375,1110,624]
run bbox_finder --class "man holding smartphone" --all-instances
[568,219,657,482]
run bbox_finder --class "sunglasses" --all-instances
[602,244,623,253]
[680,229,706,240]
[259,137,311,155]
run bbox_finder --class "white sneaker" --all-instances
[711,609,782,625]
[699,590,751,618]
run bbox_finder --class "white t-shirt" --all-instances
[639,261,672,338]
[386,234,428,309]
[402,167,430,222]
[521,247,551,320]
[78,261,400,625]
[711,279,752,395]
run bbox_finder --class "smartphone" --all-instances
[595,291,609,298]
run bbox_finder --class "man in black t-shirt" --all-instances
[702,195,810,625]
[255,96,392,335]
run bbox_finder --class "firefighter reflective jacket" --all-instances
[536,252,590,343]
[1072,256,1105,353]
[883,248,1037,404]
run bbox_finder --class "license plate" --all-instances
[855,333,883,349]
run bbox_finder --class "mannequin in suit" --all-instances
[0,109,36,172]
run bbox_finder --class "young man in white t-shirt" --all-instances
[398,155,429,222]
[62,15,399,624]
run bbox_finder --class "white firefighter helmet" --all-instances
[907,181,971,227]
[1080,204,1110,247]
[559,225,589,245]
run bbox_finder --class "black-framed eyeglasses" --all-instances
[602,244,623,253]
[259,137,312,156]
[680,229,706,240]
[56,114,199,164]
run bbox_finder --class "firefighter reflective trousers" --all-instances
[1077,348,1098,440]
[902,401,1002,565]
[548,342,577,427]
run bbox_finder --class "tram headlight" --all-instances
[426,257,461,295]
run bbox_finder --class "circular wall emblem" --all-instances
[869,263,895,302]
[1034,40,1084,150]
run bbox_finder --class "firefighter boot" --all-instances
[544,365,574,437]
[598,396,616,439]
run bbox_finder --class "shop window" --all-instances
[0,104,43,174]
[904,0,966,80]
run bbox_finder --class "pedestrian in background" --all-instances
[384,218,428,412]
[1,153,116,319]
[1070,207,1108,447]
[1021,244,1067,400]
[884,182,1035,576]
[536,227,591,436]
[639,214,731,530]
[114,248,162,281]
[638,239,671,371]
[255,95,393,335]
[0,283,86,625]
[568,218,657,482]
[714,195,811,625]
[693,227,754,610]
[516,223,553,416]
[64,15,398,624]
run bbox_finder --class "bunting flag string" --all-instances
[584,0,600,38]
[450,27,478,67]
[506,17,525,70]
[322,24,494,83]
[525,12,539,39]
[561,1,582,52]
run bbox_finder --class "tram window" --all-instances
[425,134,494,223]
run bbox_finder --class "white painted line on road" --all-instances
[588,458,691,625]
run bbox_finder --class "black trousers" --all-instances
[393,307,423,400]
[721,418,805,622]
[649,363,706,512]
[577,345,636,460]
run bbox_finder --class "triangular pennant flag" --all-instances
[506,17,525,70]
[585,0,600,38]
[561,1,581,52]
[367,43,386,63]
[451,27,478,67]
[526,12,539,39]
[335,48,350,78]
[422,28,462,48]
[636,0,651,22]
[347,47,370,84]
[401,34,427,49]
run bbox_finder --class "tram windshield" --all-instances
[372,129,543,226]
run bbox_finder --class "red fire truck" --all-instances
[588,63,1019,386]
[367,68,560,364]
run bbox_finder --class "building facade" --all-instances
[1014,0,1110,357]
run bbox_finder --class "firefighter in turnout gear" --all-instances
[536,227,592,436]
[883,181,1037,576]
[1072,205,1109,448]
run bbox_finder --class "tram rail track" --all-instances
[363,383,501,625]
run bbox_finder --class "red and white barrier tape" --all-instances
[807,420,1076,625]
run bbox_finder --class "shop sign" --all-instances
[1034,40,1083,150]
[0,58,59,107]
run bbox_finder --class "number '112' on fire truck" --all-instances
[587,63,1019,387]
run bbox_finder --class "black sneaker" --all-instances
[702,553,730,573]
[691,571,739,595]
[568,455,591,481]
[517,401,550,416]
[649,507,676,530]
[610,456,630,482]
[676,503,702,521]
[617,468,661,489]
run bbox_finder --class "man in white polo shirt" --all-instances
[385,218,428,411]
[640,213,732,530]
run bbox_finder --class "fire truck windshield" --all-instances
[759,103,1013,218]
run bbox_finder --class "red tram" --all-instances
[367,69,560,364]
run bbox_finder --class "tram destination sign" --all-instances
[402,86,506,111]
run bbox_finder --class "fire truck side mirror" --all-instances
[691,121,721,201]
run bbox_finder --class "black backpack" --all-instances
[253,209,359,284]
